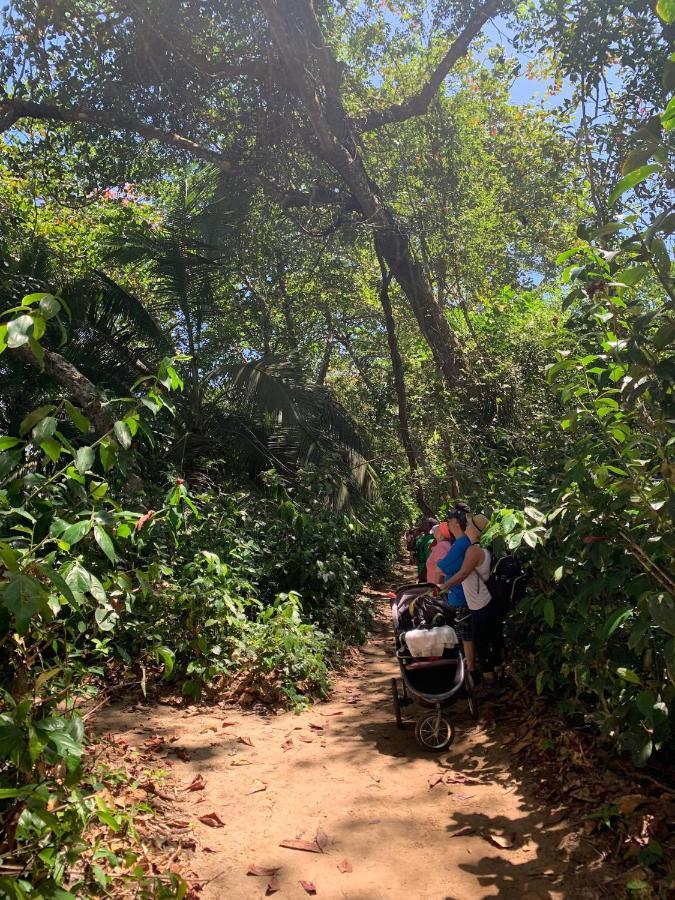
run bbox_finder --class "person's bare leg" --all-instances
[463,640,476,672]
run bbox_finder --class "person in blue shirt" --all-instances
[435,505,476,675]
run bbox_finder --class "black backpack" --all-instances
[479,553,529,613]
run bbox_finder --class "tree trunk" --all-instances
[258,0,467,390]
[377,253,434,517]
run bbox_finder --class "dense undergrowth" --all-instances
[0,315,398,896]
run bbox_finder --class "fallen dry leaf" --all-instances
[238,735,254,747]
[320,710,343,717]
[230,758,252,766]
[266,876,280,895]
[279,839,322,853]
[246,780,268,795]
[247,863,281,877]
[337,859,353,873]
[281,739,294,752]
[198,812,225,828]
[299,880,317,894]
[221,720,239,727]
[309,723,324,731]
[451,825,476,837]
[428,774,444,789]
[203,847,218,854]
[617,794,647,815]
[299,735,313,743]
[315,827,329,851]
[485,831,518,850]
[183,774,206,792]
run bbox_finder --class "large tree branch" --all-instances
[354,0,505,133]
[0,98,340,211]
[12,345,112,436]
[0,98,236,170]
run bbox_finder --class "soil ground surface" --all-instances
[94,570,618,899]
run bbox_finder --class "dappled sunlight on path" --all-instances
[95,573,616,899]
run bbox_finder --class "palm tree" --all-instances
[1,169,376,508]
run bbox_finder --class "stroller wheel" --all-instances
[464,669,480,722]
[391,678,404,729]
[415,712,455,752]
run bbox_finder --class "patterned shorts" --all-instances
[452,609,474,643]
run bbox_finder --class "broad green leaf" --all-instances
[61,518,92,546]
[90,481,109,499]
[0,573,42,632]
[0,436,22,451]
[6,314,34,348]
[113,420,132,450]
[39,438,61,463]
[39,295,61,319]
[65,563,106,603]
[99,438,117,471]
[653,321,675,350]
[617,667,641,684]
[155,646,175,678]
[75,446,95,475]
[621,147,655,175]
[656,0,675,23]
[32,416,57,442]
[95,604,119,632]
[612,265,649,288]
[94,525,117,563]
[20,405,56,436]
[64,401,90,434]
[608,164,660,206]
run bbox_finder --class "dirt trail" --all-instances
[95,575,613,899]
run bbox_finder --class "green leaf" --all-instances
[603,607,632,638]
[612,265,649,288]
[95,604,119,632]
[621,147,655,175]
[75,446,96,475]
[64,401,90,434]
[34,716,84,759]
[39,438,61,463]
[1,573,42,632]
[19,404,56,436]
[65,563,106,603]
[113,420,132,450]
[0,721,26,759]
[61,518,92,546]
[39,295,61,319]
[99,438,117,471]
[653,322,675,350]
[94,525,117,563]
[0,436,22,451]
[617,667,641,684]
[6,314,34,348]
[543,597,555,627]
[33,564,77,607]
[32,416,57,442]
[656,0,675,23]
[21,292,52,307]
[155,646,175,679]
[90,481,109,499]
[608,164,660,206]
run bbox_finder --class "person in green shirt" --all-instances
[415,518,438,582]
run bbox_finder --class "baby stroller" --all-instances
[390,582,478,751]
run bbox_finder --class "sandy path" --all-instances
[95,576,611,899]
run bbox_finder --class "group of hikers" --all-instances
[405,503,506,696]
